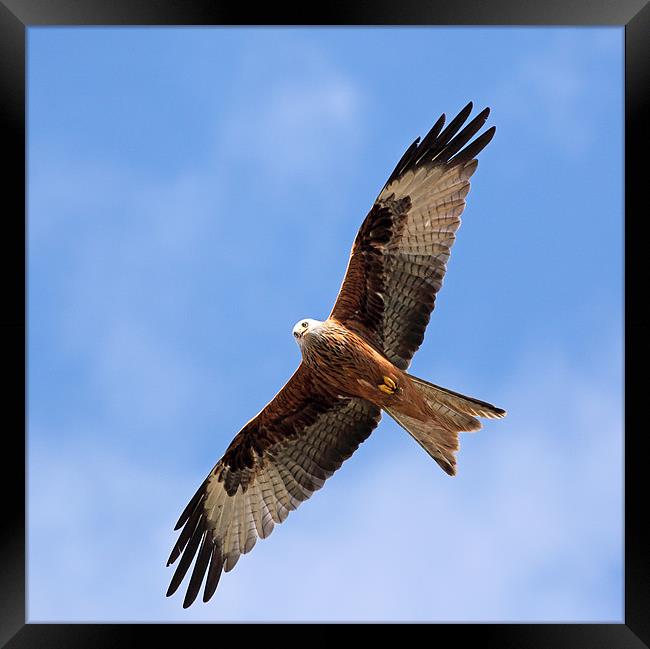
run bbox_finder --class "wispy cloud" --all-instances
[218,55,363,195]
[28,344,622,622]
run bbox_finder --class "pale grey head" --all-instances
[292,318,324,346]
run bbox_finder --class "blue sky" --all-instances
[27,27,623,622]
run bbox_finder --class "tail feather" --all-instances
[385,375,506,476]
[427,398,482,433]
[385,407,459,476]
[406,374,507,420]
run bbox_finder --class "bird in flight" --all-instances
[166,102,506,607]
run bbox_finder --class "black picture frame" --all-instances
[2,0,647,645]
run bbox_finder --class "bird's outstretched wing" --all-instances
[166,363,381,607]
[330,102,495,370]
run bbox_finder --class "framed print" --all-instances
[2,0,647,646]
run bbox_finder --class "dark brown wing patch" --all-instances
[330,102,495,369]
[166,364,381,607]
[329,197,412,351]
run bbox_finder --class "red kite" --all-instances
[167,102,506,607]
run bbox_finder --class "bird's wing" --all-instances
[330,102,495,370]
[166,363,381,607]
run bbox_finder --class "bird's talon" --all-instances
[378,376,397,394]
[384,376,397,390]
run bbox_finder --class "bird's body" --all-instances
[167,102,507,608]
[296,317,427,420]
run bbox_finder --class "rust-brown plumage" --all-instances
[167,102,506,607]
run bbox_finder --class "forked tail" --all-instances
[385,373,506,476]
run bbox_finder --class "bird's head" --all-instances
[292,318,322,346]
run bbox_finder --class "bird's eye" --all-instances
[302,321,308,328]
